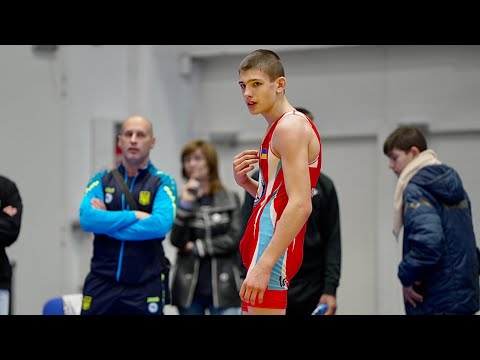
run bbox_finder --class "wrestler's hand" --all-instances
[233,150,258,187]
[239,263,270,306]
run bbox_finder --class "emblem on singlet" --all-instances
[261,148,268,159]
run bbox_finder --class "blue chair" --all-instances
[42,294,83,315]
[42,297,65,315]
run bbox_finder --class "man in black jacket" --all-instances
[239,108,342,315]
[0,175,22,315]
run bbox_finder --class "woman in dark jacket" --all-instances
[170,140,242,315]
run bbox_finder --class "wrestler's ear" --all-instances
[275,76,286,94]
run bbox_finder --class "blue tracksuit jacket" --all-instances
[79,162,177,284]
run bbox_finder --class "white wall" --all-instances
[1,45,479,314]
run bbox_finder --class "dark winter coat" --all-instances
[401,164,480,315]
